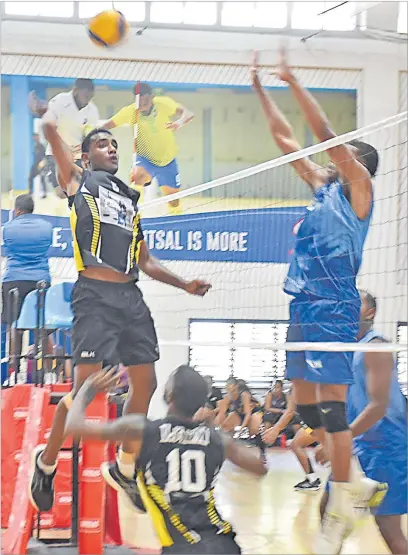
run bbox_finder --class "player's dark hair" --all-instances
[237,379,250,392]
[82,128,113,153]
[360,289,377,313]
[348,140,379,177]
[75,78,95,91]
[172,365,208,417]
[226,377,239,387]
[132,82,153,97]
[275,379,283,386]
[15,194,34,214]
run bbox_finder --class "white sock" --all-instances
[117,449,136,479]
[328,481,353,516]
[307,472,318,483]
[37,455,57,475]
[349,456,365,485]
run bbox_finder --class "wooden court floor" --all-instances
[119,448,406,555]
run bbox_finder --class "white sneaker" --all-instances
[314,510,354,555]
[353,477,388,524]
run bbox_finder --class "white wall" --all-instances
[2,21,406,417]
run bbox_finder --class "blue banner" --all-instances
[1,207,305,264]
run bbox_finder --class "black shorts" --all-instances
[1,280,50,325]
[163,532,241,554]
[71,276,159,366]
[263,412,281,424]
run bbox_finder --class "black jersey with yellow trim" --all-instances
[70,170,143,277]
[135,417,233,548]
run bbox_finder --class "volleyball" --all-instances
[87,10,130,48]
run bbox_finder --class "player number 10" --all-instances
[166,449,206,493]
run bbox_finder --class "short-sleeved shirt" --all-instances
[111,96,180,166]
[2,214,52,282]
[45,91,100,159]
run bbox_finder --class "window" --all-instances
[5,1,74,17]
[398,1,407,34]
[291,1,356,31]
[397,322,407,396]
[189,320,289,385]
[113,2,146,22]
[78,2,115,18]
[221,1,287,28]
[150,1,184,24]
[183,2,217,25]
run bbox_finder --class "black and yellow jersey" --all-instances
[70,170,143,278]
[136,417,234,548]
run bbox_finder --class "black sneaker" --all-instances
[101,461,145,512]
[294,477,321,491]
[28,445,56,511]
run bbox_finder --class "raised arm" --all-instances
[277,48,373,219]
[65,368,146,447]
[251,53,327,192]
[166,105,194,131]
[349,340,393,438]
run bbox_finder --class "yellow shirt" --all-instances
[111,96,180,167]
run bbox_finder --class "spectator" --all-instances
[263,379,287,430]
[2,194,53,375]
[194,375,223,422]
[28,133,47,197]
[29,79,100,198]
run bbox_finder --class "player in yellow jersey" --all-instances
[103,83,194,215]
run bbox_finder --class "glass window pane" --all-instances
[183,1,217,25]
[114,2,145,22]
[221,1,255,27]
[291,1,322,29]
[398,1,407,34]
[78,2,114,18]
[5,1,74,17]
[292,1,356,31]
[323,1,356,31]
[150,1,184,23]
[254,2,287,28]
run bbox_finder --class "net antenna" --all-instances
[133,81,141,167]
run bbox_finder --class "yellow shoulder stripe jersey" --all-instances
[70,170,143,278]
[136,418,234,548]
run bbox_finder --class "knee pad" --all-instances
[319,401,349,433]
[296,404,322,430]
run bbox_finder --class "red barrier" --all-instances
[2,386,50,555]
[79,392,108,555]
[105,402,122,546]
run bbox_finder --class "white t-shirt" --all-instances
[45,91,100,159]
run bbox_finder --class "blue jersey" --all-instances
[284,181,372,302]
[348,329,407,459]
[2,214,52,282]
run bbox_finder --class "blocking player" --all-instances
[252,49,379,553]
[321,291,407,555]
[28,109,211,514]
[65,365,268,554]
[103,83,194,215]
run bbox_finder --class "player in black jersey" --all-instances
[65,365,267,554]
[263,380,287,430]
[29,109,211,514]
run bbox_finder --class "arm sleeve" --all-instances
[111,104,136,127]
[47,95,62,122]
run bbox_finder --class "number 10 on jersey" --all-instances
[166,449,206,493]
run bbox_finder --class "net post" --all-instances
[78,392,108,555]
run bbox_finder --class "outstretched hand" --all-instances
[85,366,124,394]
[29,91,48,117]
[184,280,212,297]
[271,47,295,84]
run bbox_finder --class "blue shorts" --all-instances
[285,295,360,385]
[325,451,407,516]
[135,155,181,189]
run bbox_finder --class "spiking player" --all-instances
[65,365,267,554]
[103,83,194,216]
[252,49,380,553]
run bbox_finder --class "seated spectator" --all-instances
[195,375,223,422]
[2,194,53,377]
[216,377,262,437]
[263,379,287,430]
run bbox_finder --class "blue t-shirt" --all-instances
[284,181,372,303]
[2,214,52,282]
[348,329,407,459]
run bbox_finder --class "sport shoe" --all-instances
[294,477,322,491]
[101,461,145,511]
[28,445,56,512]
[315,510,354,555]
[353,477,388,524]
